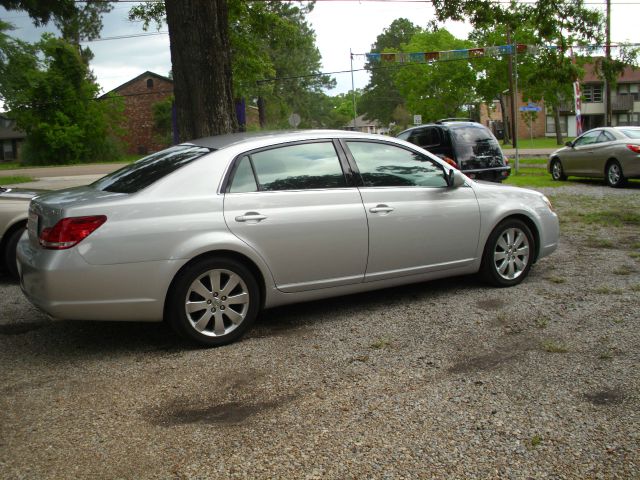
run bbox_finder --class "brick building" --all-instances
[480,62,640,140]
[103,71,174,155]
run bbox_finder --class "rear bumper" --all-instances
[17,238,185,322]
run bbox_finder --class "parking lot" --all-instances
[1,182,638,478]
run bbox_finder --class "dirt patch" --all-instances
[584,388,625,406]
[476,298,506,311]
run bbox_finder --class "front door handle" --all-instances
[235,212,267,223]
[369,205,394,214]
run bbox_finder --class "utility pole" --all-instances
[605,0,612,126]
[507,28,518,151]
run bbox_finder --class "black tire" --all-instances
[2,225,26,280]
[605,160,627,188]
[550,158,566,181]
[166,256,260,347]
[481,219,535,287]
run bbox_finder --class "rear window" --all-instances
[93,145,211,193]
[620,129,640,139]
[449,124,497,144]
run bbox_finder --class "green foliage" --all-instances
[395,29,476,122]
[152,95,174,145]
[0,33,124,165]
[129,1,332,129]
[359,18,421,125]
[0,175,34,184]
[0,0,75,27]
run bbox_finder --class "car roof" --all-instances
[183,129,388,150]
[398,121,484,135]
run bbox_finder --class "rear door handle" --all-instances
[235,212,267,223]
[369,205,394,214]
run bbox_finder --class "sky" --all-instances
[1,0,639,101]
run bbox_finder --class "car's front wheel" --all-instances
[167,256,260,347]
[606,160,627,188]
[481,219,534,287]
[550,159,567,181]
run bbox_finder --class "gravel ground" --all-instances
[1,181,638,479]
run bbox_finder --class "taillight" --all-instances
[39,215,107,249]
[627,144,640,154]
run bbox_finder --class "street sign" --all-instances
[519,103,542,112]
[413,114,422,125]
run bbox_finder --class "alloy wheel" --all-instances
[184,268,250,337]
[493,227,530,281]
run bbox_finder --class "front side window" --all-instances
[346,141,447,188]
[229,142,347,192]
[574,130,601,146]
[94,145,210,193]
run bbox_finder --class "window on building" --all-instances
[146,78,154,89]
[583,84,603,103]
[546,115,568,134]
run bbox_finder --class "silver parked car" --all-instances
[0,186,41,279]
[548,126,640,187]
[18,131,559,346]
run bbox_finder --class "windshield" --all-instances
[620,128,640,139]
[93,145,211,193]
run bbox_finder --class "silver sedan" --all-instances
[548,126,640,187]
[18,131,559,346]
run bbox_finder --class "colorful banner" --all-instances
[359,44,570,64]
[573,81,583,136]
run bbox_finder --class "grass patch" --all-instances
[613,265,635,276]
[585,237,615,249]
[594,286,623,295]
[530,435,543,447]
[542,340,568,353]
[0,175,34,184]
[630,284,640,292]
[502,137,572,149]
[504,167,560,188]
[545,275,566,284]
[534,316,549,329]
[370,338,391,350]
[581,211,640,227]
[629,252,640,260]
[0,162,21,170]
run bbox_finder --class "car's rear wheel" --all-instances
[606,160,627,188]
[481,219,534,287]
[2,225,25,280]
[167,257,260,347]
[550,159,566,181]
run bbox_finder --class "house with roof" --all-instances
[101,71,174,155]
[344,114,389,135]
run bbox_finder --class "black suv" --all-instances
[397,120,510,182]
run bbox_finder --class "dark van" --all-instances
[397,119,511,182]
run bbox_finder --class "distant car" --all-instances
[18,130,558,347]
[397,119,511,182]
[0,187,41,279]
[548,126,640,187]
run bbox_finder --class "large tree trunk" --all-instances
[165,0,237,141]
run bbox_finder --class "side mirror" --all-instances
[447,169,466,188]
[565,141,573,147]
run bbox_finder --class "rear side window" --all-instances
[620,128,640,139]
[228,142,347,192]
[94,145,210,193]
[410,128,441,148]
